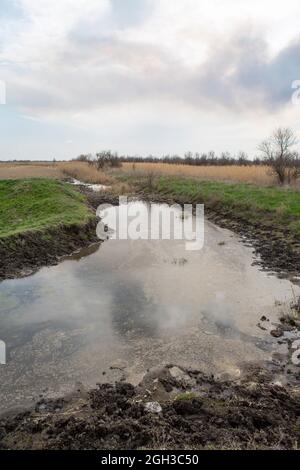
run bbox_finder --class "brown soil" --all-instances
[0,365,299,450]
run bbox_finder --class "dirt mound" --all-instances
[0,365,299,450]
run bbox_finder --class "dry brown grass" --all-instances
[0,163,64,180]
[0,161,112,185]
[58,162,112,184]
[121,162,277,185]
[2,160,300,189]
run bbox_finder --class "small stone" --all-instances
[270,329,283,338]
[260,316,267,322]
[38,404,47,412]
[144,401,162,414]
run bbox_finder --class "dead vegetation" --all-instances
[0,162,112,185]
[120,162,280,186]
[2,154,300,190]
[280,290,300,327]
[58,162,112,184]
[0,162,64,180]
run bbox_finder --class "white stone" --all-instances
[144,401,162,413]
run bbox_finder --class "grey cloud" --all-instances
[193,31,300,110]
[6,28,300,115]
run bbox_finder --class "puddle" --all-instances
[0,202,299,413]
[69,178,109,192]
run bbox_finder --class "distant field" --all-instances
[0,162,111,185]
[0,163,64,180]
[120,162,278,186]
[1,161,300,189]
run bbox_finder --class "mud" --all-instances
[0,365,299,450]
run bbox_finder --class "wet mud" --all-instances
[0,365,299,450]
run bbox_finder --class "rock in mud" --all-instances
[144,402,162,414]
[270,328,284,338]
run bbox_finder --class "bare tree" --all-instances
[95,151,122,169]
[258,128,300,185]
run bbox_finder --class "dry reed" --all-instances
[0,163,64,180]
[120,162,278,186]
[58,162,111,184]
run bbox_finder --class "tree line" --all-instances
[75,127,300,185]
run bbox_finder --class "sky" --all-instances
[0,0,300,160]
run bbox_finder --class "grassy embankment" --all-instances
[116,172,300,236]
[0,178,95,238]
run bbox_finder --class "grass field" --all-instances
[0,179,94,238]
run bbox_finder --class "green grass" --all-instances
[116,172,300,235]
[0,178,95,238]
[175,392,199,401]
[156,177,300,234]
[155,177,300,217]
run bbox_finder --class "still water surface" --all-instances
[0,202,298,413]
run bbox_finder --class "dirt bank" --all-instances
[0,219,99,281]
[0,179,105,282]
[0,365,299,450]
[0,180,122,282]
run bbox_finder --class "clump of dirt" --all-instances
[0,219,99,281]
[0,365,299,450]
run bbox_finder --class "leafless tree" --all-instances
[258,128,300,185]
[95,151,122,169]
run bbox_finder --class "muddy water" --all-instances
[0,202,299,413]
[70,178,109,192]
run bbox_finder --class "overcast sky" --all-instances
[0,0,300,160]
